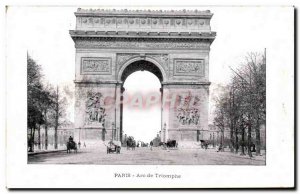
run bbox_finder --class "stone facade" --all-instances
[70,8,216,143]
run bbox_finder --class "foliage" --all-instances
[213,52,266,156]
[27,54,70,151]
[27,55,44,130]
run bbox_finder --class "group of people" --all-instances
[215,143,256,152]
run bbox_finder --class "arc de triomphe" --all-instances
[70,8,216,144]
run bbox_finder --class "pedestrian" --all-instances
[83,142,86,148]
[78,141,81,149]
[217,144,222,152]
[150,141,153,151]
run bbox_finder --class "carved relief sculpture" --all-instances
[116,53,169,74]
[85,92,107,126]
[81,57,112,75]
[176,92,200,126]
[174,59,205,76]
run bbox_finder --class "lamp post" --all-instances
[217,131,219,146]
[79,127,81,143]
[124,133,127,146]
[159,130,161,142]
[213,132,215,147]
[111,122,115,141]
[116,127,119,141]
[163,123,167,143]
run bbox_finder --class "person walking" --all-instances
[150,141,153,151]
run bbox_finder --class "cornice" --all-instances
[74,80,122,85]
[162,81,211,86]
[69,30,216,41]
[74,80,211,86]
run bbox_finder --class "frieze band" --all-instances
[75,8,213,33]
[76,17,210,31]
[75,38,211,50]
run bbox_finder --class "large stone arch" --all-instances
[70,8,216,145]
[117,59,164,144]
[117,56,167,83]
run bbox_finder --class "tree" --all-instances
[231,52,266,156]
[213,84,240,153]
[39,83,55,150]
[27,54,44,152]
[213,87,230,152]
[239,116,247,155]
[27,53,72,152]
[213,51,266,157]
[50,86,67,149]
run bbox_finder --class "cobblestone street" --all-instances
[28,144,266,165]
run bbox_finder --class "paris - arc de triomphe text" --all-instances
[70,8,216,144]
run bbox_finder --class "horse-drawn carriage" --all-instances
[166,140,178,148]
[106,140,121,154]
[159,140,178,149]
[66,140,77,153]
[126,136,136,150]
[200,140,209,149]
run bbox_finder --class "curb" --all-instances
[28,149,67,156]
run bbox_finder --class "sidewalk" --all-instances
[198,148,266,162]
[28,149,66,156]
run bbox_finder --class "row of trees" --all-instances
[27,54,69,152]
[214,51,266,157]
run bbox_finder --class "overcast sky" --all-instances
[6,6,293,142]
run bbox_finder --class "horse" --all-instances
[126,139,136,150]
[200,140,209,150]
[166,140,177,148]
[67,141,77,153]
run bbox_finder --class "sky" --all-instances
[123,71,161,142]
[6,6,293,142]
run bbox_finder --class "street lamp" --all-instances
[79,127,81,143]
[111,122,115,141]
[213,132,215,147]
[158,131,161,143]
[163,123,167,142]
[116,127,119,141]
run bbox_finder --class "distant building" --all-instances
[29,122,75,150]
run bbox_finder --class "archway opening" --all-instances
[121,60,162,145]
